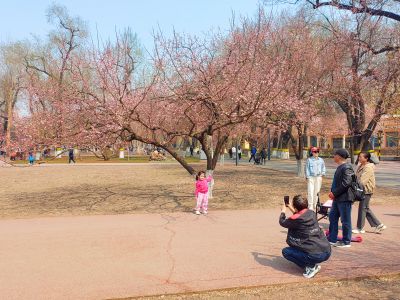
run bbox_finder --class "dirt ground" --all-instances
[132,274,400,300]
[0,163,398,219]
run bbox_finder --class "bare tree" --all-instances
[0,42,27,153]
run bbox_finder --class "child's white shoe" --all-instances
[194,210,200,215]
[202,211,208,215]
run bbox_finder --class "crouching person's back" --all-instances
[279,195,331,278]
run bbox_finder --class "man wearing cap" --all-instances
[305,147,326,210]
[328,149,355,248]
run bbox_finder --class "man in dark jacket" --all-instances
[328,149,354,248]
[68,148,76,164]
[260,148,267,165]
[280,195,331,278]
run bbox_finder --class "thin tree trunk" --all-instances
[288,125,305,177]
[165,146,196,175]
[5,97,13,154]
[126,133,197,176]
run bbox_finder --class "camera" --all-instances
[284,195,290,206]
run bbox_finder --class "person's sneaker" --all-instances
[329,241,337,246]
[303,266,311,277]
[375,224,387,233]
[194,210,201,215]
[334,241,351,248]
[201,211,208,215]
[303,265,321,279]
[352,228,365,234]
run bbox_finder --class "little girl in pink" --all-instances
[194,171,213,215]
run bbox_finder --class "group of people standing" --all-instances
[306,147,386,240]
[227,145,268,164]
[228,146,242,160]
[279,147,386,279]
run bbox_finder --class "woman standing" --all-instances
[353,152,386,234]
[305,147,326,211]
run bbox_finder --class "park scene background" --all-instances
[0,1,400,299]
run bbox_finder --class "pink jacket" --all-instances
[195,176,212,196]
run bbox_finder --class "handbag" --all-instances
[350,174,365,202]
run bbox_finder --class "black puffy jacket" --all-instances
[279,209,331,254]
[331,163,355,202]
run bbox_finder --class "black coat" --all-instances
[279,209,331,254]
[331,163,354,202]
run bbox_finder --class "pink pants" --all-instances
[196,192,209,212]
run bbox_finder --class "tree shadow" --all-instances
[251,251,301,276]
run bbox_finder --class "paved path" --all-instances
[226,159,400,189]
[1,207,399,299]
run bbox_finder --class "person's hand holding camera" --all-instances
[281,203,287,214]
[282,196,296,214]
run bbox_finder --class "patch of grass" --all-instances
[131,274,400,299]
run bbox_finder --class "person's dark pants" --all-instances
[249,154,256,162]
[357,194,381,229]
[282,247,331,269]
[261,157,266,165]
[238,153,241,160]
[69,157,76,163]
[329,200,352,244]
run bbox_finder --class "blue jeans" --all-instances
[329,201,352,244]
[282,247,331,269]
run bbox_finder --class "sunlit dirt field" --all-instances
[1,163,398,219]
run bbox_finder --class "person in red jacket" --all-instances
[194,171,213,215]
[280,195,331,278]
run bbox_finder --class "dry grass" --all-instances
[0,163,398,219]
[132,274,400,300]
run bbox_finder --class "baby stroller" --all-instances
[254,153,261,165]
[315,193,332,221]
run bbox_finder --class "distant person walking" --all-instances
[237,146,242,160]
[353,152,386,234]
[189,145,194,157]
[231,146,236,159]
[194,171,213,215]
[260,148,267,165]
[249,146,257,163]
[28,152,35,165]
[69,148,76,164]
[305,147,326,211]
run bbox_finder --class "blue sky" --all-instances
[0,1,287,50]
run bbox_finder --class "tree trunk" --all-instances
[288,125,305,177]
[126,133,197,176]
[296,159,304,177]
[206,169,214,199]
[5,98,13,154]
[198,133,228,199]
[164,145,196,175]
[281,130,291,160]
